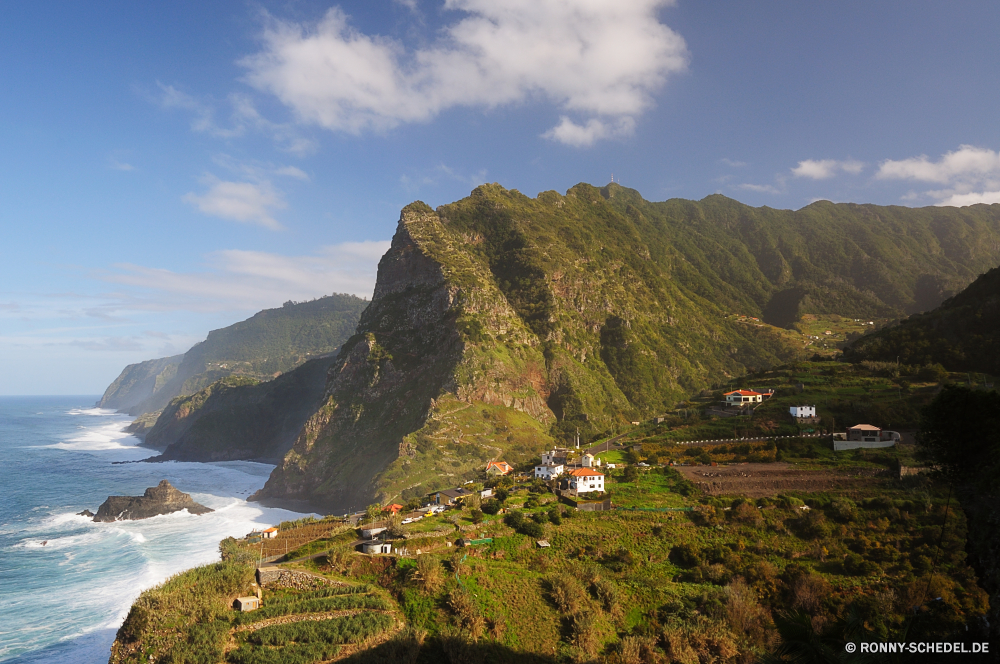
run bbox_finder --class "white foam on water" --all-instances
[1,404,314,663]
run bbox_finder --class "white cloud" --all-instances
[720,158,747,168]
[791,159,864,180]
[154,84,316,153]
[876,145,1000,207]
[936,190,1000,206]
[876,145,1000,183]
[738,183,782,195]
[102,241,390,310]
[542,117,635,147]
[275,165,310,180]
[241,1,688,146]
[182,175,286,230]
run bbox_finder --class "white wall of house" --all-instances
[790,405,816,418]
[534,464,564,480]
[570,474,605,495]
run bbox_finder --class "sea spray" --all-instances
[0,397,312,663]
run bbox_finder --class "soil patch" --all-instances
[675,462,887,497]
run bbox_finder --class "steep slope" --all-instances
[105,293,368,416]
[599,186,1000,324]
[250,188,803,511]
[144,356,337,463]
[251,184,1000,512]
[844,263,1000,374]
[97,355,182,412]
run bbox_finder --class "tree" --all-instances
[624,465,639,483]
[365,503,382,525]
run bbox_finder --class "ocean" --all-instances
[0,396,311,663]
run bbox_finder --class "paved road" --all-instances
[585,433,628,455]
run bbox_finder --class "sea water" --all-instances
[0,396,312,663]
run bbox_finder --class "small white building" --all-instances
[362,540,392,555]
[262,527,278,539]
[567,468,605,496]
[581,453,602,468]
[534,464,565,480]
[789,405,816,418]
[725,390,763,405]
[361,526,386,539]
[233,596,260,612]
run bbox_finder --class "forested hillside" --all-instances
[251,184,1000,512]
[100,294,368,415]
[845,264,1000,375]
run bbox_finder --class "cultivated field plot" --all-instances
[675,462,886,497]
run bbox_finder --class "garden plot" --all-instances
[675,462,885,497]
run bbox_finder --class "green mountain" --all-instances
[99,294,368,416]
[144,356,337,464]
[249,184,1000,512]
[97,355,183,412]
[844,264,1000,375]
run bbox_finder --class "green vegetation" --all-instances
[262,187,1000,511]
[847,264,1000,376]
[146,356,339,463]
[104,293,367,416]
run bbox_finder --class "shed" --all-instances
[233,596,260,612]
[361,526,387,539]
[362,540,392,555]
[262,527,278,539]
[536,540,551,548]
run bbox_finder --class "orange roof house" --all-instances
[486,460,513,476]
[724,390,764,405]
[384,504,404,514]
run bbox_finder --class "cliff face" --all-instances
[251,202,554,511]
[251,184,1000,513]
[144,356,337,463]
[98,355,182,412]
[92,480,212,522]
[102,294,368,417]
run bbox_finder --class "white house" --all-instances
[262,527,278,539]
[789,405,816,418]
[534,464,565,480]
[541,448,569,466]
[581,453,601,468]
[725,390,763,405]
[567,468,605,496]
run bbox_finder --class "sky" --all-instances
[2,1,1000,394]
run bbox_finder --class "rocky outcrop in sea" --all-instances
[92,480,213,522]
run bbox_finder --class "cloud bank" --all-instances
[876,145,1000,206]
[241,0,688,146]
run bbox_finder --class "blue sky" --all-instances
[3,1,1000,394]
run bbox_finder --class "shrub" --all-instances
[480,499,500,515]
[669,543,702,568]
[590,577,618,613]
[415,555,443,594]
[548,574,586,614]
[519,520,544,538]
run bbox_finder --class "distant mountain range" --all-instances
[100,183,1000,512]
[98,294,368,415]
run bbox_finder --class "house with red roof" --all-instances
[724,389,764,406]
[486,460,513,476]
[383,503,404,514]
[567,468,605,496]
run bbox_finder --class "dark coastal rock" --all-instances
[92,480,213,522]
[77,509,94,518]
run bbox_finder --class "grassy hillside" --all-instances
[845,263,1000,376]
[145,355,339,463]
[106,294,368,416]
[251,185,1000,513]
